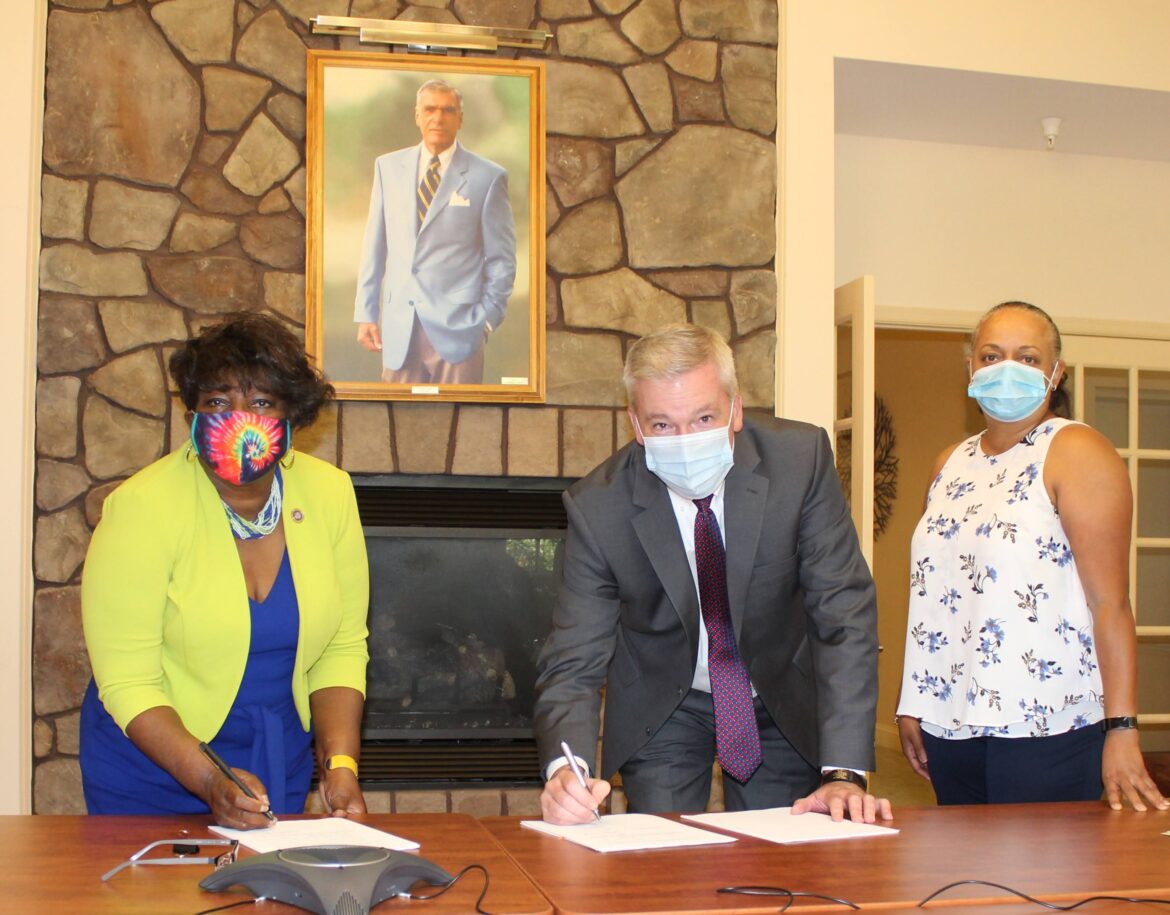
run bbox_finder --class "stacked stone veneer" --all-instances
[33,0,777,814]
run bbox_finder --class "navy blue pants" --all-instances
[922,725,1104,805]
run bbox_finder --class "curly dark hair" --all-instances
[168,314,334,429]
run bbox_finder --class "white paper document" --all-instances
[521,813,737,853]
[211,817,421,854]
[683,807,898,844]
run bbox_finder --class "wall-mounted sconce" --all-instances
[311,16,551,53]
[1040,116,1062,150]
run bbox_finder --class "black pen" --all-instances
[198,742,277,823]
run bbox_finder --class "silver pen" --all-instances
[559,739,602,822]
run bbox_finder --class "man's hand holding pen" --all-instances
[541,766,611,825]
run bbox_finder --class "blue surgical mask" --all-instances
[637,418,735,500]
[967,361,1058,422]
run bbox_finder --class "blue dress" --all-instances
[80,550,313,814]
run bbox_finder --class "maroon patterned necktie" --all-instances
[416,155,441,231]
[694,495,762,783]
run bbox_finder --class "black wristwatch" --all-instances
[821,768,868,791]
[1100,716,1139,732]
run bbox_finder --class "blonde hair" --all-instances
[623,324,737,407]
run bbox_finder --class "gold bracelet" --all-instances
[324,754,359,777]
[821,768,869,792]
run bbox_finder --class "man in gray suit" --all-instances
[355,79,516,385]
[535,324,891,824]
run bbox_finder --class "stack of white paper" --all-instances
[520,814,737,853]
[683,807,899,844]
[211,817,421,854]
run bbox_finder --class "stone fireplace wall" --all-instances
[33,0,778,813]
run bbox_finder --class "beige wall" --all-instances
[781,0,1170,433]
[837,135,1170,320]
[820,3,1170,756]
[871,330,981,743]
[1,0,45,813]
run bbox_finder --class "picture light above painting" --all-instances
[311,16,552,53]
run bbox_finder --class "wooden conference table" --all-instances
[3,804,1167,914]
[483,802,1170,914]
[0,812,551,914]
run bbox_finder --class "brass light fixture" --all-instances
[310,16,551,53]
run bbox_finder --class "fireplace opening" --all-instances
[352,475,571,789]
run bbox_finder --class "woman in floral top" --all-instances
[896,301,1166,811]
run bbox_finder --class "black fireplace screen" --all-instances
[363,528,562,740]
[352,477,570,786]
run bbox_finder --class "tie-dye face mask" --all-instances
[190,410,290,486]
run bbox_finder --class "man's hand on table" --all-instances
[792,781,893,823]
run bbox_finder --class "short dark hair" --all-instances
[970,300,1070,419]
[168,314,334,429]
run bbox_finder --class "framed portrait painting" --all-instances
[306,51,546,402]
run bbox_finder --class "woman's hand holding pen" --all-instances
[122,712,275,830]
[201,763,275,830]
[198,742,276,829]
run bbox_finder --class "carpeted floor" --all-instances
[871,744,937,808]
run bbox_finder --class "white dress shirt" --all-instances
[415,140,457,185]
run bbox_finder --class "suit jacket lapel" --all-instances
[631,455,701,656]
[394,151,420,242]
[723,429,767,631]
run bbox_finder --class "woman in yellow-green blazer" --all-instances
[80,314,369,829]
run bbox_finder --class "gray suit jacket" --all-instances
[533,416,878,779]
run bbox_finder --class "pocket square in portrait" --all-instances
[449,191,471,207]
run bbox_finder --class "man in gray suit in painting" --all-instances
[533,324,891,824]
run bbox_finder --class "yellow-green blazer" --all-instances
[82,446,369,740]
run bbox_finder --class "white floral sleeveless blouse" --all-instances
[897,418,1103,738]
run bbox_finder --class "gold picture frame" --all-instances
[305,50,546,402]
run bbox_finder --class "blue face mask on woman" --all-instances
[967,360,1059,423]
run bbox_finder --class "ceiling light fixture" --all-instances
[1040,116,1062,150]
